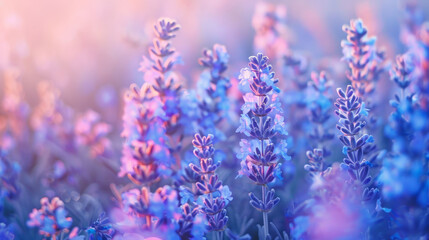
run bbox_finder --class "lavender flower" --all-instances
[377,50,429,238]
[136,18,186,174]
[335,85,378,202]
[176,203,206,240]
[120,83,172,185]
[27,197,77,239]
[304,149,330,177]
[139,18,182,136]
[193,44,231,140]
[381,52,428,202]
[86,213,115,240]
[118,185,181,239]
[116,18,189,240]
[75,110,112,159]
[341,19,377,98]
[236,53,288,238]
[190,133,231,236]
[342,19,386,169]
[341,18,388,120]
[304,71,334,177]
[341,18,388,112]
[283,53,309,93]
[281,53,310,161]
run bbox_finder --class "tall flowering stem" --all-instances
[27,197,78,239]
[335,85,378,202]
[190,134,230,239]
[176,203,206,240]
[139,18,183,166]
[342,19,386,167]
[281,53,310,160]
[237,53,288,238]
[119,185,181,238]
[116,18,186,239]
[304,71,334,177]
[196,44,230,139]
[380,53,428,203]
[341,19,378,98]
[120,19,182,185]
[120,83,167,186]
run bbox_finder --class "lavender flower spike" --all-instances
[27,197,78,239]
[190,133,231,238]
[335,85,379,202]
[237,53,288,238]
[341,19,377,97]
[139,18,183,168]
[86,212,115,240]
[194,44,231,139]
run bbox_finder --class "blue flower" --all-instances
[27,197,73,238]
[86,213,115,240]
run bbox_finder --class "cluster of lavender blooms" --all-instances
[237,53,288,238]
[2,2,429,240]
[281,53,310,159]
[138,18,184,157]
[75,110,112,159]
[341,19,384,99]
[341,19,386,168]
[190,134,230,236]
[335,85,378,202]
[85,213,115,240]
[304,71,334,177]
[120,18,183,185]
[342,19,387,135]
[117,18,207,240]
[194,45,231,140]
[378,52,429,237]
[27,197,78,239]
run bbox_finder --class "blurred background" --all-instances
[1,0,429,114]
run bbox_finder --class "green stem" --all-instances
[262,185,269,238]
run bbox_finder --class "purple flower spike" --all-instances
[236,53,289,238]
[27,197,75,238]
[86,212,115,240]
[341,19,387,98]
[190,133,231,234]
[335,85,379,202]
